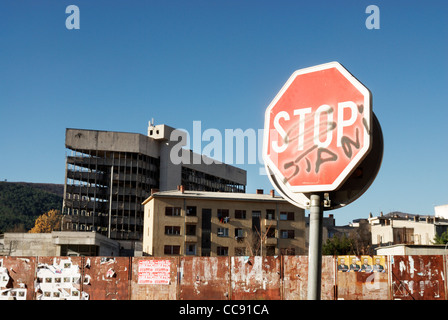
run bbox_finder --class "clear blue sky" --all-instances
[1,0,447,225]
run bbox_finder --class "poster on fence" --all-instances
[138,260,171,285]
[337,255,386,273]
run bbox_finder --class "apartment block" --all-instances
[142,188,306,257]
[62,123,246,241]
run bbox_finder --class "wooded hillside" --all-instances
[0,182,63,233]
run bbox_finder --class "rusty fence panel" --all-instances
[230,256,282,300]
[179,256,230,300]
[83,257,131,300]
[335,255,389,300]
[130,257,178,300]
[0,256,36,300]
[391,255,446,300]
[282,255,335,300]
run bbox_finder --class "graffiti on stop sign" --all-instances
[275,102,371,184]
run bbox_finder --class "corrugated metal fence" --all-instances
[0,255,446,300]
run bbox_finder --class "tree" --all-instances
[28,209,62,233]
[433,231,448,245]
[347,221,373,255]
[243,223,274,256]
[322,233,353,255]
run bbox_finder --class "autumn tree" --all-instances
[28,209,62,233]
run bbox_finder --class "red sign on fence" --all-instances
[138,259,171,285]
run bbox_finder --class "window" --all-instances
[218,209,230,223]
[252,211,261,218]
[235,247,246,256]
[266,246,276,256]
[165,207,181,216]
[217,246,228,256]
[165,226,181,235]
[280,211,294,221]
[217,227,229,237]
[235,210,246,219]
[186,224,196,236]
[164,245,180,255]
[280,230,294,239]
[186,206,197,216]
[186,244,196,255]
[266,227,276,238]
[234,228,244,238]
[266,209,275,220]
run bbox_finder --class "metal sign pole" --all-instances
[307,194,323,300]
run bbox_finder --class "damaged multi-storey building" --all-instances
[62,122,246,245]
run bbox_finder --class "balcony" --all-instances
[184,235,198,243]
[264,218,276,227]
[185,215,199,223]
[264,237,278,245]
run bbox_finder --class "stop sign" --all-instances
[263,62,372,196]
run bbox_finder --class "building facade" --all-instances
[369,211,448,247]
[142,188,306,257]
[62,123,246,241]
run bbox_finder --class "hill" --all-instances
[0,182,64,233]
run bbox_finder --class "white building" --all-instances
[435,204,448,219]
[369,211,448,247]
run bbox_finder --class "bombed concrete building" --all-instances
[62,123,246,242]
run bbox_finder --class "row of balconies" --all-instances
[171,232,285,245]
[67,156,159,172]
[64,198,144,212]
[66,185,152,201]
[172,215,281,227]
[63,214,142,226]
[67,170,157,187]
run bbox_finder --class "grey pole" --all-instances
[307,194,323,300]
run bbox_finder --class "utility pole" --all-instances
[307,194,323,300]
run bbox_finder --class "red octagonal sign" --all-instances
[263,62,372,194]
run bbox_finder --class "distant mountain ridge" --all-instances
[0,181,64,233]
[8,182,64,197]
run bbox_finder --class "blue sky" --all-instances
[0,0,447,225]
